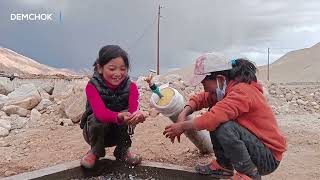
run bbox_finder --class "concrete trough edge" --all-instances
[1,156,217,180]
[1,160,79,180]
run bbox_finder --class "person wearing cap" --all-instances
[163,53,286,180]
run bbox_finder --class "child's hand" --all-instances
[127,111,146,126]
[163,122,184,143]
[163,121,193,143]
[117,112,132,123]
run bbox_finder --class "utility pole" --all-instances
[267,48,270,81]
[156,5,161,75]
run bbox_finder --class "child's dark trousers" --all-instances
[210,121,280,175]
[83,114,132,158]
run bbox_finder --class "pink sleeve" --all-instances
[85,83,119,124]
[128,82,139,113]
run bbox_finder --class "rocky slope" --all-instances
[0,48,74,76]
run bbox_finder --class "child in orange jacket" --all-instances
[163,53,286,180]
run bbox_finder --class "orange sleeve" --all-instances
[187,92,216,112]
[193,87,252,131]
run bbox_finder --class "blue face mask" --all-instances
[216,78,226,101]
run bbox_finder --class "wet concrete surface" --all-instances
[3,157,218,180]
[71,173,156,180]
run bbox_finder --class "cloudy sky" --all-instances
[0,0,320,77]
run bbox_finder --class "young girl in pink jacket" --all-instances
[80,45,145,168]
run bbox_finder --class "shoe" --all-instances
[195,160,234,178]
[114,147,142,166]
[80,150,97,168]
[229,171,261,180]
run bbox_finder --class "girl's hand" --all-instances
[162,121,190,143]
[117,112,132,124]
[127,111,146,126]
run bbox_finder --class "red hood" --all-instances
[226,80,263,94]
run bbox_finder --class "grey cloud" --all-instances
[0,0,320,76]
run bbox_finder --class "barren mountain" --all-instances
[258,43,320,82]
[169,43,320,83]
[0,48,74,76]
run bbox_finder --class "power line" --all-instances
[127,16,157,51]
